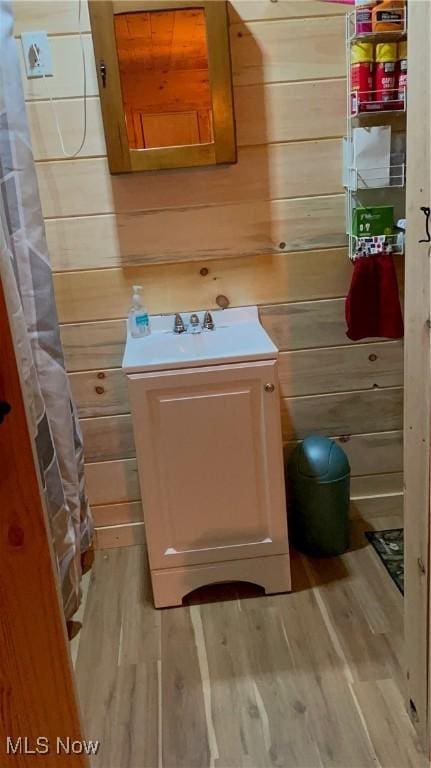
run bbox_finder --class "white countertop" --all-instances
[122,306,278,373]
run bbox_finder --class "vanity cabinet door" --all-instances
[127,360,288,570]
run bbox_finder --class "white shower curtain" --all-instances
[0,0,93,619]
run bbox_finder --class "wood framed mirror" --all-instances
[89,0,237,173]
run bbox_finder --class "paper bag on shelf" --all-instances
[352,126,391,190]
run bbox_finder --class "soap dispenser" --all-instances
[129,285,151,338]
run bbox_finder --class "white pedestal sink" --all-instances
[122,306,291,608]
[122,306,278,372]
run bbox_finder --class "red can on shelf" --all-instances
[351,42,374,114]
[375,42,398,106]
[397,40,407,108]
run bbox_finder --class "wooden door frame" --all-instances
[0,274,89,767]
[403,0,431,752]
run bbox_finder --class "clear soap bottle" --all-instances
[129,285,151,338]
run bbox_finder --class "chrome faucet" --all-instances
[173,313,186,334]
[188,313,201,334]
[173,311,214,333]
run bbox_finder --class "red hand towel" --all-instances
[345,253,404,341]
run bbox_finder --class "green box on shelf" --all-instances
[352,206,394,237]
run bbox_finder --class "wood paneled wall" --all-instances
[14,0,403,548]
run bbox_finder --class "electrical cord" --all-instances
[30,0,87,158]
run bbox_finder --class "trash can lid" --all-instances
[295,436,350,481]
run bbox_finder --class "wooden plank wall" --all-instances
[14,0,404,548]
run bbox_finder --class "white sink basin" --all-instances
[122,306,278,373]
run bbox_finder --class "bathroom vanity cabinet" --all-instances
[124,307,291,607]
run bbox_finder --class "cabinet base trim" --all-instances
[150,553,291,608]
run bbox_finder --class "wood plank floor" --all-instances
[74,516,428,768]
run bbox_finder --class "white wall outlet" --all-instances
[21,31,53,78]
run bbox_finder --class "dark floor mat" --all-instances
[365,528,404,594]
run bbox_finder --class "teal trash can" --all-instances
[288,436,350,557]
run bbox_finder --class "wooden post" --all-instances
[403,0,431,751]
[0,276,90,766]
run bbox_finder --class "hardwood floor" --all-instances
[74,516,427,768]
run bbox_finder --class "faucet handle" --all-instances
[173,313,186,334]
[203,311,215,330]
